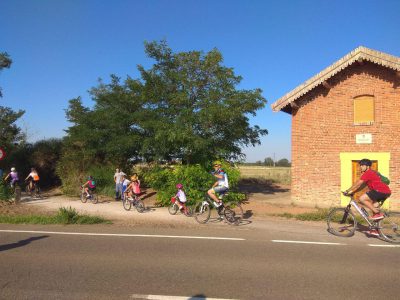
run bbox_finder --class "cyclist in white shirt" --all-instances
[207,160,229,207]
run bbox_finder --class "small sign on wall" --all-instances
[356,133,372,144]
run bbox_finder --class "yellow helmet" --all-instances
[213,160,222,166]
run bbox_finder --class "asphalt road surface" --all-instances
[0,219,399,300]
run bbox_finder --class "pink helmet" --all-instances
[176,183,183,189]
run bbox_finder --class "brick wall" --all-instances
[291,62,400,208]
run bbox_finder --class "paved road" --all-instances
[0,220,399,300]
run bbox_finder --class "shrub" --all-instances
[0,181,11,201]
[140,162,245,206]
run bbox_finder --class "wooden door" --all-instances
[351,160,378,201]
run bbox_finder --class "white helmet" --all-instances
[11,167,16,172]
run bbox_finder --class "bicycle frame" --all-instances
[343,196,382,228]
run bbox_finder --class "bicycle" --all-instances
[122,191,145,213]
[327,192,400,243]
[194,192,242,225]
[80,187,98,204]
[169,197,193,217]
[25,180,41,199]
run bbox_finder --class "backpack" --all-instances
[375,171,390,185]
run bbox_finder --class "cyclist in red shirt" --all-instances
[344,159,391,224]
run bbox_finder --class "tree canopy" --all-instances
[63,41,268,167]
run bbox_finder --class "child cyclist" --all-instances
[81,176,96,198]
[121,174,130,200]
[173,183,189,215]
[125,173,141,200]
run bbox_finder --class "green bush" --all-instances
[57,161,117,197]
[140,162,245,206]
[0,181,12,201]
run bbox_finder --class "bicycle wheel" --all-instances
[135,200,145,213]
[34,186,41,199]
[122,198,132,211]
[327,207,357,237]
[223,206,238,225]
[80,192,88,203]
[194,201,211,224]
[90,193,98,204]
[185,206,193,217]
[378,211,400,243]
[168,203,178,215]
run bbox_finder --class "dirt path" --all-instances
[5,182,319,226]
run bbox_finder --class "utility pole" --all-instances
[273,153,276,167]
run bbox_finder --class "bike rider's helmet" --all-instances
[359,159,372,167]
[11,167,16,172]
[176,183,183,189]
[213,160,222,166]
[87,175,93,180]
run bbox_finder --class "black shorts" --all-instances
[366,190,391,202]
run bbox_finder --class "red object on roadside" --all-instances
[0,148,5,160]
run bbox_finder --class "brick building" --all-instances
[271,46,400,208]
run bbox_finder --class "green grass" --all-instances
[0,206,111,225]
[275,209,330,221]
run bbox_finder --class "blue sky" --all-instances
[1,0,399,162]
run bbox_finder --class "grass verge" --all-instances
[275,209,329,221]
[0,206,111,225]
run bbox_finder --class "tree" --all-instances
[264,157,274,166]
[0,52,12,97]
[62,40,268,168]
[63,75,145,167]
[0,52,25,152]
[137,40,268,164]
[276,158,291,167]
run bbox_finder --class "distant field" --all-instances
[238,166,291,184]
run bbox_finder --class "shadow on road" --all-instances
[0,235,49,252]
[243,209,253,219]
[188,294,207,300]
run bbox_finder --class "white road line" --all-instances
[272,240,345,245]
[130,294,238,300]
[0,229,245,241]
[368,244,400,248]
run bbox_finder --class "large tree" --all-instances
[63,41,268,166]
[138,40,267,163]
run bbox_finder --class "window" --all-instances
[354,95,374,125]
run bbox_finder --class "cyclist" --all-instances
[82,176,96,198]
[25,167,40,193]
[125,173,141,200]
[344,159,391,226]
[4,167,19,188]
[174,183,189,215]
[207,160,229,209]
